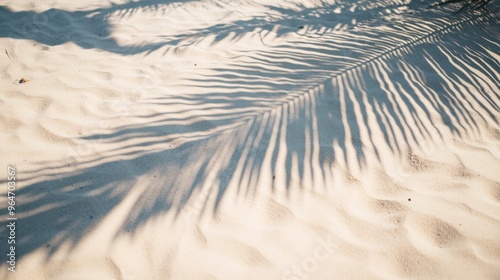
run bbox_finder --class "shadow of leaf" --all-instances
[0,0,498,267]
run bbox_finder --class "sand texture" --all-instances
[0,0,499,279]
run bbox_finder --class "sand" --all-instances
[0,0,499,279]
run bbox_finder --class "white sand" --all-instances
[1,0,499,279]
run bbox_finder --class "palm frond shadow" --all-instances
[1,1,498,265]
[0,0,436,55]
[0,0,198,55]
[429,0,495,13]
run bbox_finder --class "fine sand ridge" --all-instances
[1,0,499,279]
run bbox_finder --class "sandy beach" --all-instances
[1,0,499,279]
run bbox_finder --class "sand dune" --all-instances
[1,0,499,279]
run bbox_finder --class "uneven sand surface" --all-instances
[1,0,499,279]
